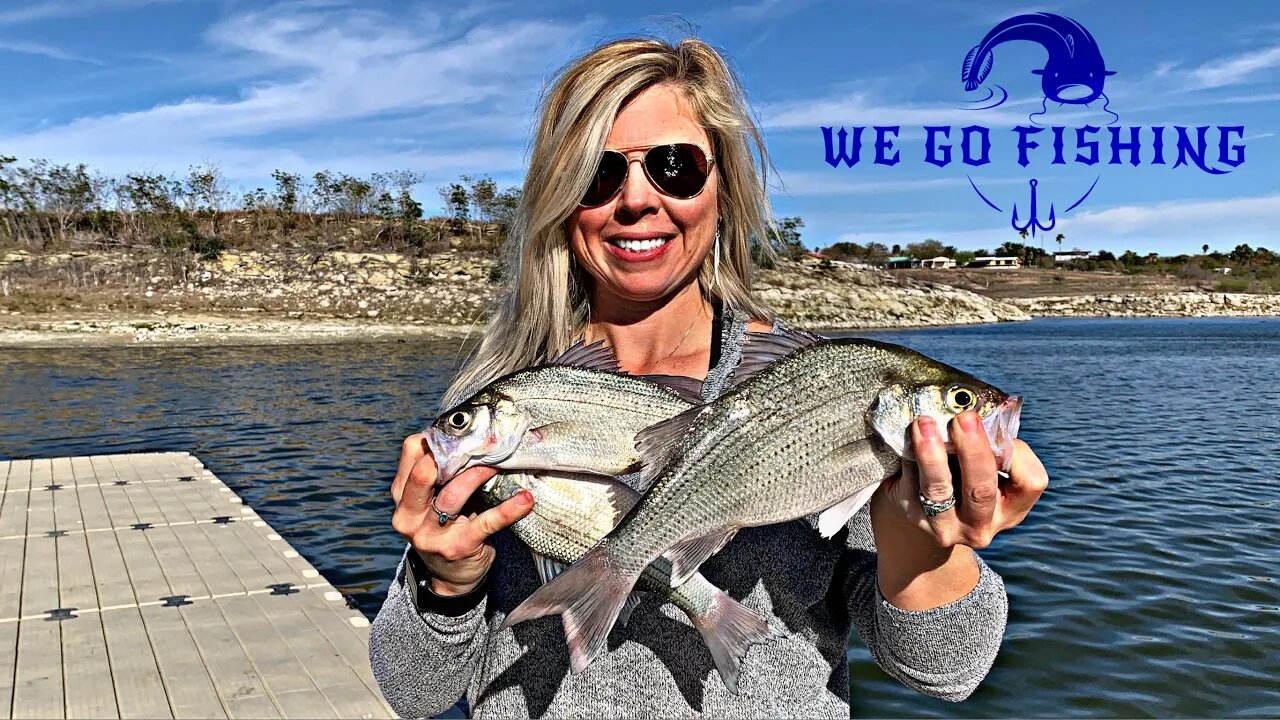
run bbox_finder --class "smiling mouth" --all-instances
[606,237,673,253]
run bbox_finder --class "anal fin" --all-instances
[535,551,642,628]
[532,551,568,585]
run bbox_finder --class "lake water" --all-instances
[3,317,1278,717]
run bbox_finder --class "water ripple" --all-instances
[3,317,1278,716]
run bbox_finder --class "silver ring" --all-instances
[431,496,458,526]
[919,492,957,518]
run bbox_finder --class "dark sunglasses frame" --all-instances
[579,142,716,208]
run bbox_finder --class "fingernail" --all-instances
[517,489,534,505]
[960,411,981,433]
[917,416,938,439]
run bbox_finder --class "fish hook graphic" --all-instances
[1011,179,1055,236]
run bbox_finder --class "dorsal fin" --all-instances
[546,338,621,373]
[641,374,704,404]
[632,404,707,492]
[730,328,824,387]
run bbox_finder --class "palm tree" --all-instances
[1055,233,1065,255]
[1202,243,1210,255]
[1018,228,1029,240]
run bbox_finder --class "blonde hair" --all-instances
[442,37,776,409]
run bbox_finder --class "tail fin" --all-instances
[962,45,994,90]
[691,590,779,694]
[501,546,638,674]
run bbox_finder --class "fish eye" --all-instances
[947,387,976,411]
[446,410,472,431]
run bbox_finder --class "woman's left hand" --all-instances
[877,410,1049,550]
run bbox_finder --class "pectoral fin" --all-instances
[663,528,738,587]
[817,483,880,538]
[633,404,706,492]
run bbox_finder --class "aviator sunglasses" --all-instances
[580,143,716,207]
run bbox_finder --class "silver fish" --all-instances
[481,471,776,692]
[424,340,700,484]
[503,332,1025,672]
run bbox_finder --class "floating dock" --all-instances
[0,452,394,719]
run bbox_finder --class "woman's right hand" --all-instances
[391,433,535,596]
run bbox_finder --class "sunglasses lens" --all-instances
[645,144,710,198]
[581,151,628,207]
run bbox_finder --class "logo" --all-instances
[960,13,1116,121]
[821,12,1246,238]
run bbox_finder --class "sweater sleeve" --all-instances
[841,509,1008,702]
[368,546,492,718]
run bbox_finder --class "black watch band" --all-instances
[404,548,488,617]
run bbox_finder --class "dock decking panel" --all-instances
[0,453,392,720]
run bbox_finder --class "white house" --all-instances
[1054,250,1094,265]
[921,256,956,269]
[967,256,1022,269]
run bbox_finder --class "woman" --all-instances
[370,38,1048,718]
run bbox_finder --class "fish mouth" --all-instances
[982,395,1023,473]
[423,427,470,486]
[1049,84,1099,103]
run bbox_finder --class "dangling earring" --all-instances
[713,228,721,287]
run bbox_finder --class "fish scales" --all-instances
[486,473,719,616]
[482,472,775,691]
[503,336,1022,675]
[496,367,693,473]
[607,342,902,576]
[429,356,697,483]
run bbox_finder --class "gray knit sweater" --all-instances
[369,308,1009,718]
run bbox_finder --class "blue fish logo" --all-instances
[961,12,1117,122]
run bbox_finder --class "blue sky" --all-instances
[1,0,1277,255]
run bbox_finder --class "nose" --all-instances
[615,156,660,219]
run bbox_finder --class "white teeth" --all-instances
[615,238,668,253]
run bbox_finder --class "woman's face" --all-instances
[567,84,719,305]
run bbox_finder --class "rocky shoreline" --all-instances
[1011,291,1280,318]
[1,248,1276,346]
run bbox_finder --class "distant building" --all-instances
[967,256,1022,269]
[921,256,956,269]
[805,250,829,260]
[887,256,921,270]
[1214,267,1232,275]
[1054,250,1094,265]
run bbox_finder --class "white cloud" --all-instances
[0,3,594,186]
[761,91,1030,130]
[1070,193,1280,235]
[0,39,101,64]
[758,87,1120,133]
[829,194,1280,256]
[1188,45,1280,89]
[0,0,192,24]
[773,171,1029,197]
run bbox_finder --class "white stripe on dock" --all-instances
[0,452,393,720]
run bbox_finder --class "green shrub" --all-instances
[189,234,225,260]
[1216,277,1250,292]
